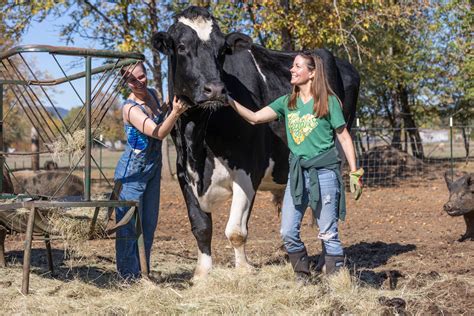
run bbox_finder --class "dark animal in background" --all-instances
[444,171,474,241]
[12,171,83,197]
[0,170,84,266]
[43,160,59,170]
[152,6,360,278]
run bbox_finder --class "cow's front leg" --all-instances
[225,172,255,270]
[182,185,213,279]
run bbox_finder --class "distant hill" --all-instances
[45,106,69,118]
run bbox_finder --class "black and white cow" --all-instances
[153,6,360,279]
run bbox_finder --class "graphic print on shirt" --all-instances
[287,111,318,144]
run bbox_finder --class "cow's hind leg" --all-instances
[225,173,255,270]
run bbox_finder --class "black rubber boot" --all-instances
[314,242,326,273]
[288,248,310,284]
[324,254,345,275]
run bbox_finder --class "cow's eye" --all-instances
[177,44,186,53]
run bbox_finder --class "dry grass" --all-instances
[1,258,471,314]
[49,129,86,167]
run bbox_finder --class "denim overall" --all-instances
[114,90,164,279]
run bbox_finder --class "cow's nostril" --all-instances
[204,86,213,95]
[203,82,225,99]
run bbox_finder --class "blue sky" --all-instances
[19,14,122,111]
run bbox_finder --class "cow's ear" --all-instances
[224,32,253,54]
[152,32,173,55]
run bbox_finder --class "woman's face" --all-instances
[290,55,314,86]
[126,64,147,93]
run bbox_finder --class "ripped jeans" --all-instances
[280,168,343,255]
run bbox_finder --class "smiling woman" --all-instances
[113,61,187,280]
[228,52,363,283]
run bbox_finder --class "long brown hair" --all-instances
[288,52,339,118]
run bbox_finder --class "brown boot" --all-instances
[288,248,310,283]
[324,254,345,275]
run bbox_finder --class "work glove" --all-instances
[349,168,364,201]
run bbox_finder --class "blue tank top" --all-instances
[124,89,164,152]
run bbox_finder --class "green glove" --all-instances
[349,168,364,201]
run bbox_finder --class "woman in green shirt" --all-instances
[228,52,363,282]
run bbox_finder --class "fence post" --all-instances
[0,83,3,193]
[450,116,453,181]
[356,118,361,160]
[99,134,103,185]
[84,56,92,201]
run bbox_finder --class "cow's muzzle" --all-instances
[197,81,227,110]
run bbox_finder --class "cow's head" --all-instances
[152,7,224,109]
[152,6,254,110]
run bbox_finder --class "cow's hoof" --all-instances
[192,268,211,282]
[236,262,255,273]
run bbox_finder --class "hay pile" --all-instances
[1,194,110,252]
[49,129,86,166]
[1,262,470,314]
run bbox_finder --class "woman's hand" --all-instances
[349,168,364,200]
[171,96,188,116]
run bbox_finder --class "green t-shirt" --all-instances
[269,95,346,160]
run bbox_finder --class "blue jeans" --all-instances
[114,142,162,279]
[280,169,343,256]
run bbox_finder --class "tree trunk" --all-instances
[399,85,424,159]
[280,0,293,51]
[461,127,470,164]
[391,91,402,150]
[149,0,174,180]
[31,127,39,171]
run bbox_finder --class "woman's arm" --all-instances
[124,96,187,140]
[228,97,278,125]
[335,126,357,172]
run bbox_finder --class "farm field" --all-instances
[0,166,473,314]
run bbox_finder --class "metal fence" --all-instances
[350,125,473,187]
[5,124,473,189]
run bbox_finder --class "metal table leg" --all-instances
[44,233,54,274]
[135,207,148,278]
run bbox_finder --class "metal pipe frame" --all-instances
[0,45,144,200]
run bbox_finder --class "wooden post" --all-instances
[22,207,36,295]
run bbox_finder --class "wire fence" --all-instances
[349,125,473,187]
[6,125,473,189]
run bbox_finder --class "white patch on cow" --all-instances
[178,16,213,42]
[248,50,267,84]
[194,249,212,279]
[225,169,255,268]
[186,158,232,213]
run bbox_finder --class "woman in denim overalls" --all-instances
[114,62,187,279]
[228,53,364,283]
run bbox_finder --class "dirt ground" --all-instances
[2,171,473,313]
